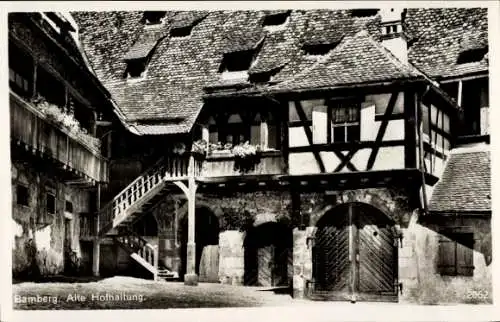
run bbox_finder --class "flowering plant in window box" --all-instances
[207,142,233,155]
[191,140,208,160]
[172,142,187,155]
[30,95,101,151]
[232,141,262,172]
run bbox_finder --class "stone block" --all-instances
[184,273,198,286]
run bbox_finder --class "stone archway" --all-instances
[179,206,220,282]
[312,202,398,302]
[243,221,293,287]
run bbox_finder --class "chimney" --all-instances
[379,8,408,64]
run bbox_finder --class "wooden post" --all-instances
[92,183,101,277]
[184,155,198,285]
[153,245,159,281]
[457,80,463,108]
[260,119,269,149]
[201,125,209,143]
[32,62,38,98]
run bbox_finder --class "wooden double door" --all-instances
[313,203,398,302]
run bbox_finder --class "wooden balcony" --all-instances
[10,91,108,183]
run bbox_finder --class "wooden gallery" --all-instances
[9,8,491,304]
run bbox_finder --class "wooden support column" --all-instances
[201,124,209,143]
[32,61,38,99]
[174,155,198,286]
[92,183,101,277]
[457,80,463,108]
[260,119,269,149]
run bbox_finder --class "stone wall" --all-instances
[400,214,492,304]
[149,190,293,283]
[11,162,91,278]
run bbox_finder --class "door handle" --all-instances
[356,254,359,262]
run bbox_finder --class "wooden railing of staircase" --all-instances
[98,154,202,236]
[114,231,159,280]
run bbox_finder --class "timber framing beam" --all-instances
[294,100,326,173]
[367,90,399,170]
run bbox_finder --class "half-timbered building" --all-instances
[11,7,490,305]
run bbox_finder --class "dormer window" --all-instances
[125,58,147,78]
[350,9,380,17]
[303,42,339,56]
[142,11,166,25]
[219,50,255,81]
[262,11,290,29]
[220,50,254,72]
[170,25,193,38]
[457,47,488,64]
[170,13,207,38]
[382,23,401,35]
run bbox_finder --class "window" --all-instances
[262,11,290,27]
[37,67,65,107]
[70,96,94,134]
[303,42,339,56]
[382,23,400,35]
[219,50,254,72]
[142,11,166,25]
[206,111,279,149]
[457,47,488,64]
[351,9,379,17]
[9,44,33,97]
[125,58,148,78]
[438,232,474,276]
[170,25,193,37]
[65,200,73,213]
[224,113,247,145]
[16,185,29,206]
[46,192,56,215]
[329,101,360,143]
[208,116,218,144]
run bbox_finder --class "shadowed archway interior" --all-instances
[179,207,220,280]
[244,221,293,287]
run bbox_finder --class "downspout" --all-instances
[417,86,431,215]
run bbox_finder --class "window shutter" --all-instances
[312,105,327,144]
[438,235,456,275]
[456,233,474,276]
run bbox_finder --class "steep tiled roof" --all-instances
[429,147,491,213]
[72,8,487,134]
[406,8,488,79]
[270,30,422,92]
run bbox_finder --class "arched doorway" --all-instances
[313,202,398,302]
[180,207,220,282]
[244,222,292,287]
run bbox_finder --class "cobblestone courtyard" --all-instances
[13,276,304,310]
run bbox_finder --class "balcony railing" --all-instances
[10,91,108,182]
[200,150,285,177]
